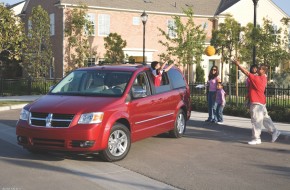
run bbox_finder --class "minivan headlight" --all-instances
[78,112,104,124]
[20,108,30,121]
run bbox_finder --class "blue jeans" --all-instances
[215,103,224,122]
[207,91,216,121]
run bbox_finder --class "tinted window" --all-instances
[168,69,186,89]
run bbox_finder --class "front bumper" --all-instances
[16,120,106,152]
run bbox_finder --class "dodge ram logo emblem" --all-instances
[46,113,53,127]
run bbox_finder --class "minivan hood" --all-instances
[26,95,121,114]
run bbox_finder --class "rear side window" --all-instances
[168,69,186,89]
[155,73,171,93]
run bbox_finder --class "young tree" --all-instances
[64,4,96,72]
[158,8,206,83]
[241,18,290,80]
[211,15,242,102]
[22,5,52,78]
[211,15,242,82]
[103,33,127,64]
[0,4,25,77]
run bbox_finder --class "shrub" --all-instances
[191,97,290,123]
[195,64,205,83]
[268,107,290,123]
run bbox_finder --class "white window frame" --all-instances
[167,20,177,38]
[86,13,96,36]
[98,14,110,36]
[49,13,55,36]
[87,57,96,67]
[133,17,140,25]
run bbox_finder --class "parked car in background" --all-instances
[195,84,205,89]
[16,64,191,161]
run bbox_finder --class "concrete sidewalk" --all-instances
[190,111,290,137]
[1,95,289,136]
[0,95,42,102]
[0,95,42,112]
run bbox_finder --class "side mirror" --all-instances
[132,86,147,98]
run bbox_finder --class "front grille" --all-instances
[30,112,75,128]
[51,120,71,127]
[32,120,46,126]
[32,138,65,147]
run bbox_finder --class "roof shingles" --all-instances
[58,0,223,15]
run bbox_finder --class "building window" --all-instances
[86,13,95,36]
[98,14,110,36]
[49,13,55,36]
[28,19,32,30]
[271,24,278,41]
[203,22,208,30]
[28,20,32,37]
[88,58,96,67]
[272,24,278,35]
[167,20,177,38]
[133,17,140,25]
[49,66,54,78]
[288,26,290,49]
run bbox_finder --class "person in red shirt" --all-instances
[244,64,258,108]
[232,59,280,145]
[151,61,175,86]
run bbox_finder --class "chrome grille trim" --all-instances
[29,112,75,128]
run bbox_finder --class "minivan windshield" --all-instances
[50,70,132,97]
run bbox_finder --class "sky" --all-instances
[1,0,290,16]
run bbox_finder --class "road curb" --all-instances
[0,104,27,112]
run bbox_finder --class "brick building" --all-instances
[19,0,289,81]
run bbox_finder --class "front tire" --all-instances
[169,110,186,138]
[100,123,131,162]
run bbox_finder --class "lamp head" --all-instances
[252,0,259,5]
[141,11,148,24]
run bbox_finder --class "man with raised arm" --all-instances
[232,59,280,145]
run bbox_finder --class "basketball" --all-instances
[205,46,216,56]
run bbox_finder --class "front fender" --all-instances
[99,111,130,149]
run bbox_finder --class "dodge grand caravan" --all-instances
[16,64,191,161]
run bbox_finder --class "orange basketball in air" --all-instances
[205,46,216,56]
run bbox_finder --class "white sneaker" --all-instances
[217,122,223,125]
[272,130,280,143]
[248,139,261,145]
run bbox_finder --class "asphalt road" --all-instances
[0,109,290,190]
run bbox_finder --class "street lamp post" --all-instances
[252,0,259,65]
[141,11,148,65]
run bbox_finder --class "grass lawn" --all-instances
[0,101,31,107]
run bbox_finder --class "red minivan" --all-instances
[16,64,191,161]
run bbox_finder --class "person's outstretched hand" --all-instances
[232,58,240,66]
